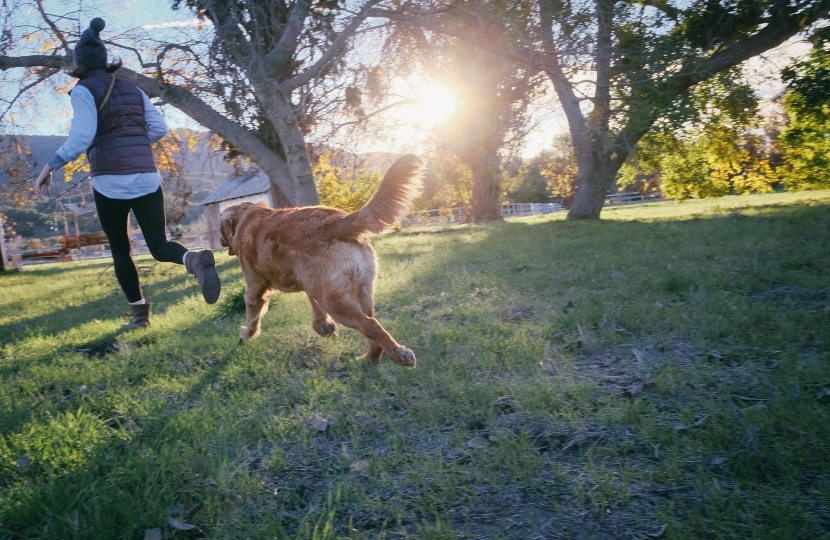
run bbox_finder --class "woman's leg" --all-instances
[131,186,221,304]
[93,189,144,303]
[129,186,188,264]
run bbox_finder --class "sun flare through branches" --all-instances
[402,83,456,128]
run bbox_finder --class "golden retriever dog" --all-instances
[219,155,424,367]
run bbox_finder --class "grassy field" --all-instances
[1,191,829,539]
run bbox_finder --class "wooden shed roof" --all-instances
[199,171,271,205]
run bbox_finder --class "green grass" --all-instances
[1,190,830,539]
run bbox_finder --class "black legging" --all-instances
[94,186,188,303]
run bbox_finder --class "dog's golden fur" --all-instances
[219,154,424,367]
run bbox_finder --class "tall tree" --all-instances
[0,0,391,207]
[431,7,536,222]
[779,28,830,190]
[376,0,539,222]
[619,77,778,200]
[527,0,830,218]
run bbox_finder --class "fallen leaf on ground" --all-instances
[311,415,328,431]
[693,414,709,427]
[168,517,196,530]
[466,437,489,449]
[632,348,646,367]
[624,382,645,397]
[648,524,667,538]
[143,529,162,540]
[350,460,369,472]
[493,396,517,413]
[711,455,727,466]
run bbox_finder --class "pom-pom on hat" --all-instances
[73,18,107,70]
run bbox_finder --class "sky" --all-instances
[3,0,814,159]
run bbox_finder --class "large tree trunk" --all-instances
[566,141,631,219]
[567,159,618,219]
[469,152,503,222]
[266,88,320,207]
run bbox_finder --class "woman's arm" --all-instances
[37,86,97,201]
[47,86,97,171]
[141,90,168,143]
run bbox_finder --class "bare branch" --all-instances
[0,67,59,121]
[537,0,591,151]
[36,0,71,53]
[156,43,209,77]
[262,0,312,76]
[333,98,415,129]
[0,52,298,199]
[0,54,68,71]
[102,41,158,69]
[281,0,384,93]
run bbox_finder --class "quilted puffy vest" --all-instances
[76,69,158,176]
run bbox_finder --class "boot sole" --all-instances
[198,250,221,304]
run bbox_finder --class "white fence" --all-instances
[17,232,216,266]
[16,193,663,266]
[500,202,563,217]
[401,202,564,228]
[604,192,662,205]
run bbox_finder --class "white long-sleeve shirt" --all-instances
[48,85,168,199]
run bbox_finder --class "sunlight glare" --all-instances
[408,84,455,128]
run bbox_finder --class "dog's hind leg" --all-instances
[355,285,383,361]
[240,282,269,341]
[321,293,415,368]
[359,341,383,362]
[307,294,338,337]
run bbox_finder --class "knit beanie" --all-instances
[73,18,107,71]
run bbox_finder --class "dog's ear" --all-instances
[219,205,241,255]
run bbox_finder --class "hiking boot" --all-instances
[122,302,151,328]
[185,250,221,304]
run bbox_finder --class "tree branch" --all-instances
[333,98,415,129]
[537,0,591,152]
[0,67,58,121]
[281,0,384,93]
[610,0,830,162]
[675,0,830,90]
[35,0,71,53]
[262,0,312,77]
[102,40,159,69]
[0,53,297,199]
[201,0,257,69]
[590,0,614,135]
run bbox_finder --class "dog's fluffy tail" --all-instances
[331,154,424,240]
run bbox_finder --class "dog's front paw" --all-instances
[313,318,338,337]
[239,326,261,341]
[388,346,416,368]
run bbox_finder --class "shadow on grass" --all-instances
[2,200,829,538]
[0,258,239,341]
[0,312,250,538]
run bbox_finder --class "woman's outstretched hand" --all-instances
[34,165,53,201]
